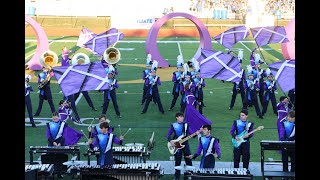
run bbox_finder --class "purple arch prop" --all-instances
[145,12,212,68]
[25,15,49,70]
[281,18,295,60]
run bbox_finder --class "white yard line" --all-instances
[75,92,83,105]
[177,42,182,56]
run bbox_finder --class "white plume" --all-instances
[25,74,31,81]
[238,49,243,60]
[183,63,189,73]
[266,68,271,76]
[246,65,252,73]
[191,58,200,71]
[151,60,158,70]
[146,54,152,64]
[108,65,115,73]
[254,53,260,61]
[177,55,184,65]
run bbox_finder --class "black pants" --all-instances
[243,92,262,116]
[34,95,56,115]
[229,89,245,109]
[262,92,277,115]
[102,89,120,116]
[142,91,164,113]
[48,137,65,146]
[233,141,250,169]
[174,142,192,179]
[74,91,95,109]
[282,149,295,172]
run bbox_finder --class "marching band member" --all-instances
[276,96,290,140]
[34,66,56,116]
[88,114,114,140]
[25,74,36,127]
[58,100,77,123]
[88,121,124,166]
[191,59,205,114]
[168,55,184,111]
[46,112,83,147]
[243,65,263,119]
[141,61,165,114]
[279,110,295,173]
[229,69,246,111]
[141,54,156,105]
[61,46,72,66]
[167,112,199,180]
[102,65,122,118]
[252,55,267,107]
[179,64,194,113]
[187,124,221,168]
[229,109,255,169]
[65,94,81,123]
[262,69,278,116]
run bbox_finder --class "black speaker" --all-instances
[41,153,68,175]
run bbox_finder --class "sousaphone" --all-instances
[71,53,90,65]
[103,47,121,65]
[39,50,58,69]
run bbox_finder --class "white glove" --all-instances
[256,88,260,91]
[93,147,99,151]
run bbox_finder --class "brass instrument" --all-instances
[38,50,58,89]
[38,72,51,89]
[103,47,121,65]
[71,53,90,65]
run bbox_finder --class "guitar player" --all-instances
[229,109,255,169]
[167,112,200,180]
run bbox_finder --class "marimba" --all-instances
[184,168,253,179]
[25,164,54,179]
[84,146,148,165]
[79,163,163,180]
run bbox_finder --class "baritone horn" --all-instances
[39,50,58,69]
[71,53,90,65]
[103,47,121,64]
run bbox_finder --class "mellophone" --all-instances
[79,163,163,180]
[84,146,148,165]
[29,146,81,164]
[25,164,54,179]
[184,168,253,180]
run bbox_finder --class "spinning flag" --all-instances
[200,49,242,82]
[268,60,295,92]
[213,25,249,49]
[76,27,96,50]
[52,61,109,97]
[250,26,289,47]
[184,91,212,134]
[84,28,124,56]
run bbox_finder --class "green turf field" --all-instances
[25,36,285,168]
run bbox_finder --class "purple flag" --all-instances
[250,26,289,47]
[63,126,84,145]
[52,61,109,97]
[184,91,212,134]
[268,60,295,92]
[84,28,125,56]
[77,27,96,49]
[200,49,242,82]
[213,26,249,49]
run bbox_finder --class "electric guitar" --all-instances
[167,130,200,155]
[231,126,264,148]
